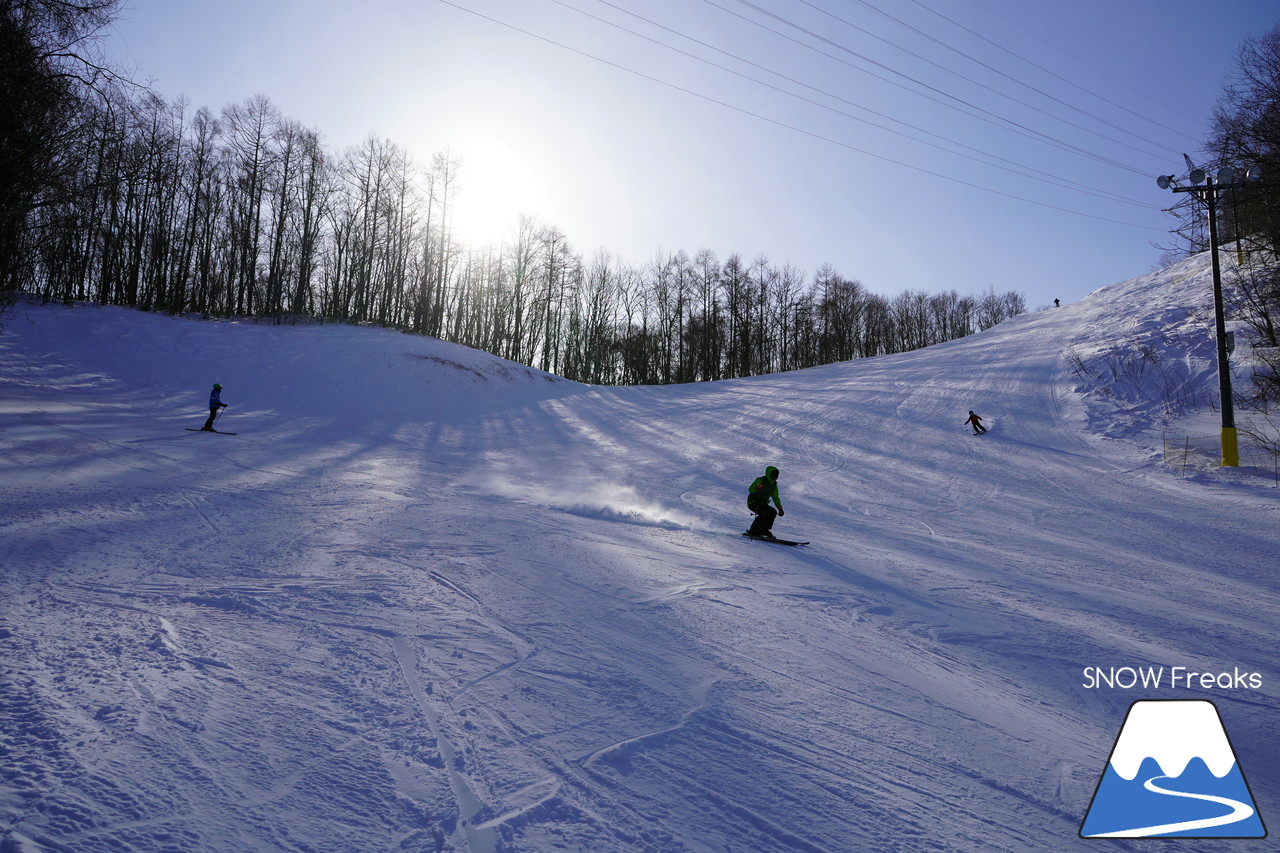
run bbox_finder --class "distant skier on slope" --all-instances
[746,465,785,539]
[202,383,228,431]
[965,410,987,435]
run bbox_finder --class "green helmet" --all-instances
[213,383,223,390]
[765,465,779,479]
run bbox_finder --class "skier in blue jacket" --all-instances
[202,383,228,431]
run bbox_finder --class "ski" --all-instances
[185,428,238,435]
[742,532,809,546]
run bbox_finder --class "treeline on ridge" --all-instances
[2,3,1027,385]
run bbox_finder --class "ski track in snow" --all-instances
[2,254,1279,852]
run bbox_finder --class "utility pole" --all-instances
[1157,160,1261,467]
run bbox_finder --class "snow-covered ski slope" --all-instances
[2,251,1277,852]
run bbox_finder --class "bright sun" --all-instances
[447,139,548,248]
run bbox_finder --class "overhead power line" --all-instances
[722,0,1155,176]
[831,0,1186,158]
[437,0,1165,232]
[965,0,1205,132]
[899,0,1200,147]
[565,0,1149,208]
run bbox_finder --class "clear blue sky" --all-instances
[107,0,1280,308]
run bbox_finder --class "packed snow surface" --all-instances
[2,251,1277,852]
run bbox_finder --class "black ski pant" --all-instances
[747,502,776,535]
[203,406,219,430]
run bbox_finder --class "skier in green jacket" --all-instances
[746,465,784,539]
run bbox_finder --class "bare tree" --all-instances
[1208,24,1280,255]
[1,0,124,314]
[685,249,722,381]
[720,253,751,378]
[221,94,279,315]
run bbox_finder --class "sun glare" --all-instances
[448,139,548,248]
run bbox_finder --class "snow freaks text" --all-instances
[1082,666,1263,690]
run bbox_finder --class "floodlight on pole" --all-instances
[1157,157,1261,467]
